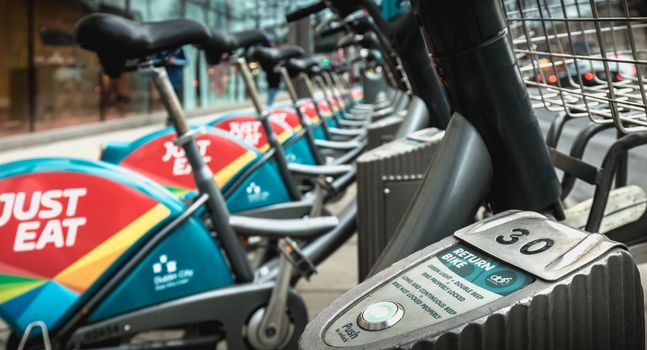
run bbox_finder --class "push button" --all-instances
[357,301,404,331]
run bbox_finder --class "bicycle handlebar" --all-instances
[318,25,346,38]
[286,1,326,22]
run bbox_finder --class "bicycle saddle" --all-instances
[249,46,305,69]
[337,33,357,49]
[76,13,212,77]
[357,32,381,50]
[326,0,362,18]
[346,15,373,34]
[205,29,269,64]
[309,64,323,76]
[286,57,319,78]
[330,62,348,74]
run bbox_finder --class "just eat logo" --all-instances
[162,139,212,176]
[0,189,87,252]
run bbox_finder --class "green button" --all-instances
[358,301,404,331]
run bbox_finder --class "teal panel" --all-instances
[226,161,292,213]
[89,217,234,321]
[313,126,327,140]
[284,137,317,165]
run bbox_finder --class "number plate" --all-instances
[454,211,624,281]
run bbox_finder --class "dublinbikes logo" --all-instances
[152,254,194,292]
[162,139,212,176]
[485,270,517,288]
[245,182,269,203]
[285,152,297,162]
[0,189,88,253]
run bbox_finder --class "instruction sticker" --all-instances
[324,243,534,347]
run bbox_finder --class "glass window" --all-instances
[0,0,292,136]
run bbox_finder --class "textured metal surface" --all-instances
[455,211,625,281]
[356,128,444,280]
[362,71,388,104]
[367,116,404,150]
[300,224,645,350]
[398,248,644,350]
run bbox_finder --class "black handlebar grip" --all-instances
[286,1,326,22]
[318,25,346,38]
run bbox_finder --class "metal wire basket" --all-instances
[503,0,647,134]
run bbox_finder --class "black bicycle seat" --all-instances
[347,16,373,34]
[357,32,380,50]
[76,13,211,77]
[249,46,305,71]
[337,33,356,48]
[205,29,269,65]
[310,64,323,75]
[330,63,348,74]
[286,57,319,78]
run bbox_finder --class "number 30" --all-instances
[496,228,554,255]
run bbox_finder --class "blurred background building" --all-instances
[0,0,319,136]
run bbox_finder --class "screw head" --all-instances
[265,327,277,337]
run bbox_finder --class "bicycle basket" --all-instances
[503,0,647,134]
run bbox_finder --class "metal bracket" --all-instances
[279,237,317,280]
[173,126,207,147]
[18,321,51,350]
[248,238,298,349]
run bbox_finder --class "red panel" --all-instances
[213,116,289,150]
[327,97,339,110]
[0,172,158,278]
[269,108,301,130]
[317,100,332,115]
[120,133,250,190]
[297,100,319,123]
[352,88,364,100]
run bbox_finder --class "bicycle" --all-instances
[0,13,367,349]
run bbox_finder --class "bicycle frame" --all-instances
[47,66,310,349]
[325,0,452,128]
[155,67,256,280]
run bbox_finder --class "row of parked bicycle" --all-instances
[2,0,647,349]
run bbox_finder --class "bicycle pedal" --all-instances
[279,238,317,280]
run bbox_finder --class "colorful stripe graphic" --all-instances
[0,169,175,333]
[214,151,258,187]
[118,130,260,195]
[53,204,171,292]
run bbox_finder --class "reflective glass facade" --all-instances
[0,0,310,136]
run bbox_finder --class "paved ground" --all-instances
[1,106,647,347]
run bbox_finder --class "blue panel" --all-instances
[284,137,317,165]
[0,158,199,333]
[327,118,339,128]
[226,161,292,212]
[100,141,131,164]
[17,282,77,332]
[90,217,234,321]
[0,284,46,333]
[313,126,327,140]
